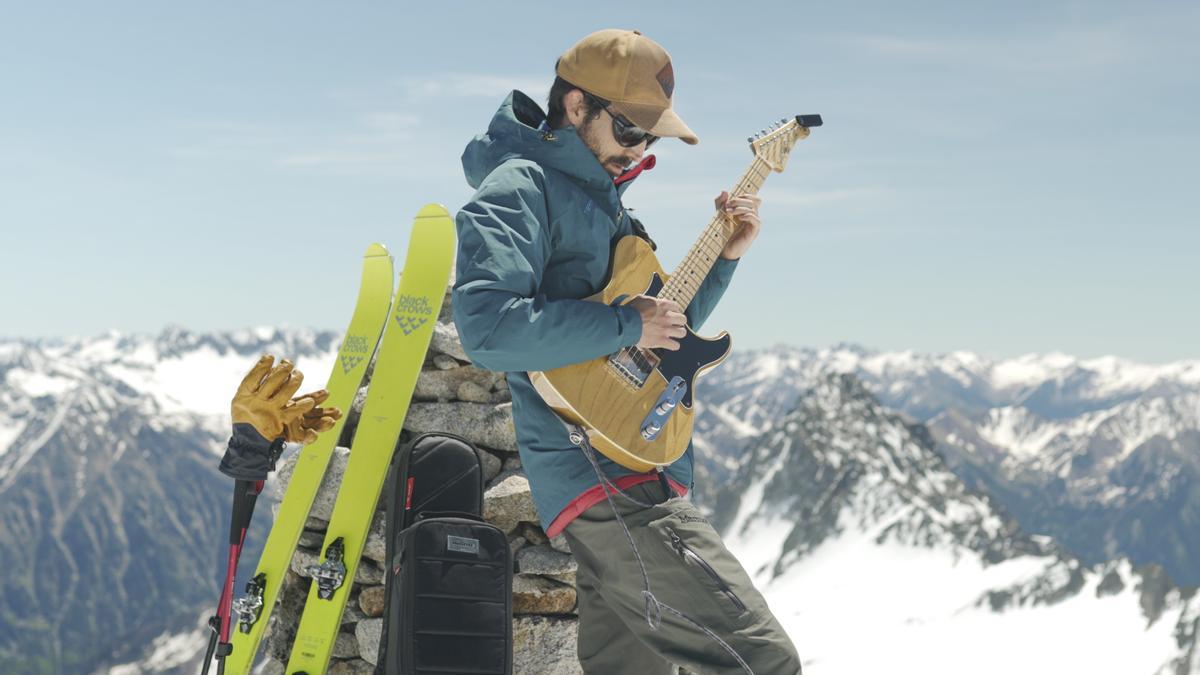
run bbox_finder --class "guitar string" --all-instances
[655,156,772,317]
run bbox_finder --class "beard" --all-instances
[579,116,635,177]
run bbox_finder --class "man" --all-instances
[452,29,803,674]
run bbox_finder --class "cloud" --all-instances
[394,73,549,101]
[168,72,548,176]
[169,112,428,174]
[828,21,1153,75]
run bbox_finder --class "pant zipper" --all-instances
[667,527,748,613]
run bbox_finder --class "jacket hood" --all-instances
[461,90,628,217]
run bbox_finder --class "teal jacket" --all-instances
[452,90,739,535]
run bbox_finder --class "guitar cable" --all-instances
[561,418,754,674]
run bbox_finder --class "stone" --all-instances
[356,618,383,666]
[502,454,523,472]
[342,595,368,625]
[479,448,502,484]
[457,379,493,403]
[329,658,375,674]
[549,532,572,554]
[258,660,285,675]
[332,629,360,658]
[519,522,549,546]
[517,545,578,579]
[362,509,386,563]
[433,353,460,370]
[430,320,469,361]
[513,615,582,675]
[298,529,325,550]
[356,559,385,586]
[509,535,527,556]
[359,585,387,617]
[404,402,517,453]
[415,362,498,402]
[483,473,540,534]
[513,574,577,615]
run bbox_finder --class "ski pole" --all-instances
[203,479,263,675]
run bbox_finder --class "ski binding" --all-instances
[233,572,267,633]
[306,537,347,600]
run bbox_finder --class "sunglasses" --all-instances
[584,92,658,149]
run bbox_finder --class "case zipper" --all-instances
[667,527,747,613]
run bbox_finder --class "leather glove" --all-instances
[282,388,343,445]
[231,354,312,440]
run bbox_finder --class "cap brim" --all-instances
[611,101,699,145]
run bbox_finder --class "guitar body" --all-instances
[529,234,732,473]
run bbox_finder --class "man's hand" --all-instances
[715,190,762,260]
[628,295,687,351]
[282,388,343,445]
[231,354,315,441]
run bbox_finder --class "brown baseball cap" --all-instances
[556,29,699,145]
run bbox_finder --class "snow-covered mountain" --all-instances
[712,372,1198,674]
[5,330,1197,673]
[0,327,337,674]
[694,344,1200,585]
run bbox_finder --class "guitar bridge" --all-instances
[608,346,660,388]
[640,376,687,441]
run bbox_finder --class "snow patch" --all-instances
[6,368,77,397]
[740,526,1184,675]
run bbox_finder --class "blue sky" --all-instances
[1,2,1196,362]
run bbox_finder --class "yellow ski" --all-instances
[285,205,456,674]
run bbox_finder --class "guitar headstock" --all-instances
[748,114,823,173]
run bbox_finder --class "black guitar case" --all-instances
[375,431,513,674]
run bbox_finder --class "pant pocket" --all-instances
[645,511,751,620]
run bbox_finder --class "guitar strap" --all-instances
[628,214,658,252]
[559,416,754,674]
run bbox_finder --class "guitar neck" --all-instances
[659,156,774,310]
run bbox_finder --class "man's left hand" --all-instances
[715,191,762,260]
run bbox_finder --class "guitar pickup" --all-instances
[640,376,687,441]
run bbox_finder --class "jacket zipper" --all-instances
[667,527,747,613]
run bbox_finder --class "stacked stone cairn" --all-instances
[259,282,698,675]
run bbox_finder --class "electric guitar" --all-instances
[529,114,823,472]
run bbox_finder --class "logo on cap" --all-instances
[656,62,675,98]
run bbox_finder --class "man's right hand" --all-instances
[628,295,687,351]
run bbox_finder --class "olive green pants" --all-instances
[562,481,803,674]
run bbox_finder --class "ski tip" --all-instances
[415,203,451,220]
[364,242,390,258]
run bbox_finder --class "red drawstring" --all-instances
[614,154,656,187]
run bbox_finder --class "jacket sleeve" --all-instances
[684,256,739,331]
[452,162,643,373]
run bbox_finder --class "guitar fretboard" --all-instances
[659,156,773,310]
